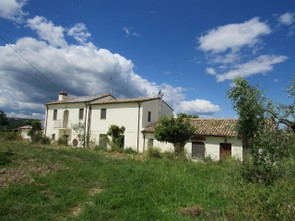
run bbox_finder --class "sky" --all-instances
[0,0,294,120]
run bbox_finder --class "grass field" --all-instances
[0,141,294,220]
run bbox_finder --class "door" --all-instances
[63,110,69,128]
[192,142,205,158]
[220,143,232,160]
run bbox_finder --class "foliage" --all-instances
[57,136,68,146]
[123,147,137,155]
[0,131,19,141]
[154,115,196,155]
[144,147,162,159]
[107,124,125,151]
[25,119,42,142]
[0,110,8,129]
[227,77,293,184]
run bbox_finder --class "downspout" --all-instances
[86,105,92,148]
[44,105,49,136]
[143,132,146,152]
[83,102,88,148]
[136,102,141,152]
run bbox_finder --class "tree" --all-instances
[107,125,125,151]
[227,77,291,184]
[0,110,8,129]
[25,119,42,142]
[154,115,196,155]
[227,77,267,149]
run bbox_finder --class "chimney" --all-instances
[58,91,68,101]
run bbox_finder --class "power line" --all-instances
[0,34,60,92]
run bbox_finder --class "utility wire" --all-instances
[0,34,60,92]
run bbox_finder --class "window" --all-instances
[53,109,57,120]
[79,108,84,120]
[100,108,106,119]
[52,134,55,140]
[192,142,205,158]
[148,111,151,122]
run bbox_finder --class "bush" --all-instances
[57,136,68,146]
[32,132,43,143]
[145,147,162,159]
[0,131,19,141]
[94,145,108,152]
[40,136,51,145]
[123,147,137,155]
[0,150,14,165]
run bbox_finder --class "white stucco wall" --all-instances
[143,133,243,160]
[45,103,87,143]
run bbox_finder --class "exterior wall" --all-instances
[90,103,140,150]
[19,128,32,140]
[45,103,87,144]
[143,133,243,160]
[186,137,243,160]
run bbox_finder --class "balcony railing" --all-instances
[54,119,72,129]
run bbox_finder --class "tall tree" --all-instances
[227,77,267,148]
[154,115,196,155]
[0,110,8,128]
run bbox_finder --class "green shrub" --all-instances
[0,131,19,141]
[40,136,51,145]
[57,136,68,146]
[0,149,14,165]
[123,147,137,155]
[145,147,162,159]
[32,132,43,143]
[94,145,108,152]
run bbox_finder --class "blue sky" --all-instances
[0,0,294,119]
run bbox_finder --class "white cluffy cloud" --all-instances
[0,0,28,23]
[26,16,67,47]
[278,12,294,26]
[198,17,271,53]
[217,55,288,82]
[198,16,288,82]
[67,23,91,44]
[0,17,220,117]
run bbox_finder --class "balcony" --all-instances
[54,119,72,129]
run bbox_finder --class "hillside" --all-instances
[0,141,294,220]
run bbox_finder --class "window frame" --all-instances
[53,109,57,120]
[100,108,107,119]
[148,111,151,122]
[79,108,84,120]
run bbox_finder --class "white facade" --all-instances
[143,133,243,160]
[44,92,173,151]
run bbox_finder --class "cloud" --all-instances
[67,23,91,44]
[198,17,271,53]
[206,68,216,75]
[216,55,288,82]
[0,0,28,23]
[176,100,220,115]
[278,12,294,26]
[122,27,141,38]
[26,16,67,47]
[0,37,220,118]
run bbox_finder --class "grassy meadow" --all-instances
[0,141,295,220]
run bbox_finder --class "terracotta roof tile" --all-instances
[46,94,112,105]
[143,118,237,138]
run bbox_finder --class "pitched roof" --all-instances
[46,94,112,105]
[90,96,159,104]
[143,118,238,138]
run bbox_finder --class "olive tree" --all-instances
[154,115,196,155]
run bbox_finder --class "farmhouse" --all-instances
[44,91,173,152]
[44,91,244,160]
[143,118,245,161]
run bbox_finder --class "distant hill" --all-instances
[1,118,40,130]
